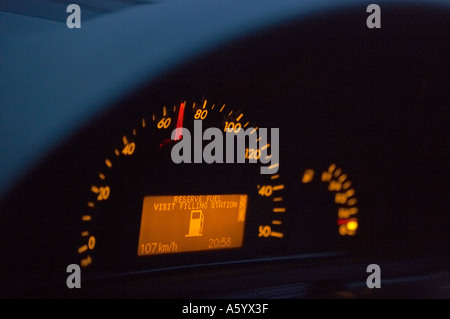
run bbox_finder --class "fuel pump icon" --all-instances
[185,210,204,237]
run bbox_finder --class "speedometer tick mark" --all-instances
[273,184,284,191]
[333,168,342,177]
[78,245,88,254]
[343,181,352,190]
[328,163,336,173]
[270,231,284,238]
[81,256,92,267]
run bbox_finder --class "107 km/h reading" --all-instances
[140,241,178,254]
[140,236,233,255]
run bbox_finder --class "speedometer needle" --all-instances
[160,101,185,148]
[174,101,185,141]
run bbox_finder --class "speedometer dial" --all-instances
[79,99,287,271]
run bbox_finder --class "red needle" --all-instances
[159,101,185,148]
[174,101,185,141]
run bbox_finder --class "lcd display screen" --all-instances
[137,194,247,255]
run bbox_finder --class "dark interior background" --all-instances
[0,3,448,298]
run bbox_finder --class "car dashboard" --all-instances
[0,0,449,299]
